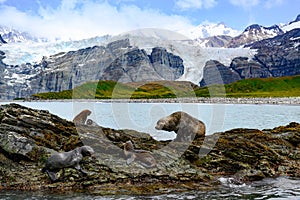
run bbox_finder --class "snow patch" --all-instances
[282,21,300,32]
[180,22,241,39]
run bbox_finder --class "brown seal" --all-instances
[73,109,91,125]
[41,146,94,182]
[155,111,205,142]
[123,140,156,168]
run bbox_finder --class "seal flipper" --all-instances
[140,162,155,168]
[46,170,58,182]
[126,155,135,165]
[74,163,88,176]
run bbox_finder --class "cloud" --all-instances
[0,0,195,40]
[175,0,217,10]
[229,0,260,9]
[264,0,283,9]
[229,0,284,9]
[0,0,6,3]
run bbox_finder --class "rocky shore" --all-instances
[0,103,299,195]
[13,97,300,105]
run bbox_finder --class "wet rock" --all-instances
[0,103,299,195]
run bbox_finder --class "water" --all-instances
[0,177,299,199]
[1,101,299,140]
[0,101,299,199]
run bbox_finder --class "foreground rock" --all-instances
[0,103,299,195]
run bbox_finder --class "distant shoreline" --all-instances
[8,97,300,105]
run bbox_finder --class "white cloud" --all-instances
[0,0,7,3]
[229,0,260,9]
[229,0,284,9]
[0,0,195,40]
[175,0,217,10]
[264,0,283,9]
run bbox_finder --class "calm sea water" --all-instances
[1,101,299,140]
[0,101,299,199]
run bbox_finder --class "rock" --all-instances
[195,35,233,47]
[0,35,7,45]
[150,47,184,80]
[200,60,241,86]
[247,28,300,78]
[0,103,299,194]
[200,29,300,86]
[227,24,284,48]
[230,57,272,79]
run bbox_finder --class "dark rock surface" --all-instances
[196,35,233,47]
[200,60,241,86]
[101,47,183,82]
[0,35,7,45]
[0,103,299,195]
[248,28,300,77]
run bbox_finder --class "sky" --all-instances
[0,0,299,40]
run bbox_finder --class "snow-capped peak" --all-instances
[281,14,300,32]
[243,24,283,38]
[179,22,240,39]
[0,26,47,43]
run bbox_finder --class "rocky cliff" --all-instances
[200,29,300,86]
[0,104,299,194]
[0,39,184,99]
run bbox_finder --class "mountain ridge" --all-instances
[0,14,300,99]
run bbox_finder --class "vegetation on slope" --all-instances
[195,75,300,97]
[31,76,300,99]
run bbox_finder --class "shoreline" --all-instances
[7,97,300,105]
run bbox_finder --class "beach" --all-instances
[16,97,300,105]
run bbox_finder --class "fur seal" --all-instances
[42,146,94,182]
[123,140,156,168]
[73,109,92,125]
[155,111,205,142]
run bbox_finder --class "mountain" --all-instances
[0,39,186,99]
[196,14,300,48]
[0,26,46,43]
[227,24,284,48]
[281,14,300,32]
[181,22,240,39]
[201,28,300,86]
[0,15,300,99]
[194,35,233,47]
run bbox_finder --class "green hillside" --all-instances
[31,76,300,100]
[32,80,198,99]
[195,75,300,97]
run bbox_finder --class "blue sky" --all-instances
[0,0,299,40]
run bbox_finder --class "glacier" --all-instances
[1,29,256,85]
[0,35,110,65]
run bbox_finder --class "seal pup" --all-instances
[123,140,156,168]
[155,111,205,142]
[42,145,94,182]
[73,109,92,125]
